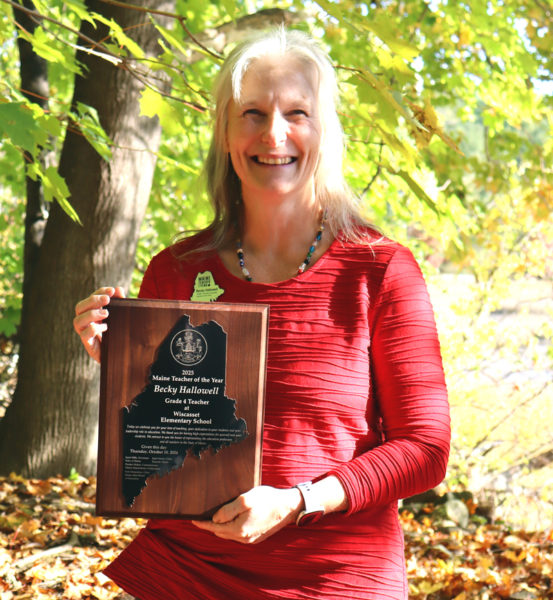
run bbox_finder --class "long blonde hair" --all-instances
[178,28,368,256]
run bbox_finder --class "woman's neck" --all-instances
[220,195,332,283]
[241,199,320,254]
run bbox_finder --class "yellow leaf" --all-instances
[406,99,463,154]
[139,87,183,136]
[458,25,473,46]
[83,513,104,527]
[418,580,444,594]
[26,479,52,496]
[19,518,42,539]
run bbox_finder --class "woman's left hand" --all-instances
[191,485,302,544]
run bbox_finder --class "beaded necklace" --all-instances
[235,212,326,282]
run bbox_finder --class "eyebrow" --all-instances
[238,95,313,108]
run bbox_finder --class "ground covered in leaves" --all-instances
[0,474,552,599]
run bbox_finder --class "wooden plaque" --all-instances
[97,298,269,519]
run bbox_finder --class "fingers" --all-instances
[74,286,121,318]
[191,493,251,542]
[73,306,108,333]
[211,495,248,524]
[113,286,126,299]
[79,321,108,363]
[191,513,257,544]
[73,286,125,364]
[190,494,251,540]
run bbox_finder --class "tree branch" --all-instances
[361,141,384,197]
[492,445,553,483]
[472,381,551,455]
[10,531,79,574]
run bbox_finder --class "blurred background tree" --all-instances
[0,0,551,528]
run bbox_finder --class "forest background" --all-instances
[0,0,552,597]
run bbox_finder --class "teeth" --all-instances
[256,156,294,165]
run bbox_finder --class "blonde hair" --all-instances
[179,28,368,255]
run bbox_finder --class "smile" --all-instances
[254,156,296,165]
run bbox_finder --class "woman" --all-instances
[74,28,450,600]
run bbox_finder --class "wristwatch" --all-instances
[295,481,325,526]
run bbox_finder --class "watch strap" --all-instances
[295,481,325,526]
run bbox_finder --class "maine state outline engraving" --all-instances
[121,314,248,507]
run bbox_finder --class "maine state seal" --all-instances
[170,329,208,366]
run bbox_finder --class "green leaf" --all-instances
[351,76,398,125]
[92,14,145,58]
[68,467,81,482]
[29,164,82,224]
[154,22,192,57]
[74,102,113,161]
[0,102,47,153]
[139,87,183,136]
[38,113,63,139]
[352,68,421,131]
[315,0,346,23]
[0,102,36,152]
[19,27,76,70]
[394,169,439,214]
[361,15,420,60]
[63,0,96,24]
[219,0,237,20]
[0,305,20,338]
[155,150,199,176]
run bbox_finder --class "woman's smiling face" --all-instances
[226,56,322,206]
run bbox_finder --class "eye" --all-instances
[242,108,264,118]
[287,108,309,120]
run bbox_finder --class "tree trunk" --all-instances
[0,0,174,477]
[12,0,50,309]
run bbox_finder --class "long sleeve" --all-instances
[329,245,451,514]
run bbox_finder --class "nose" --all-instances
[261,111,288,147]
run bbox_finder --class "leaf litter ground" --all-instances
[0,474,552,599]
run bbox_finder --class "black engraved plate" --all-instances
[122,315,247,507]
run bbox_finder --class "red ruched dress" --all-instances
[103,229,450,599]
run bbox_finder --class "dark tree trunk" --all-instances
[12,0,50,308]
[0,0,174,477]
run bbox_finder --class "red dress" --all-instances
[104,229,450,599]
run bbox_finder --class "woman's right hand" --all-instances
[73,286,125,363]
